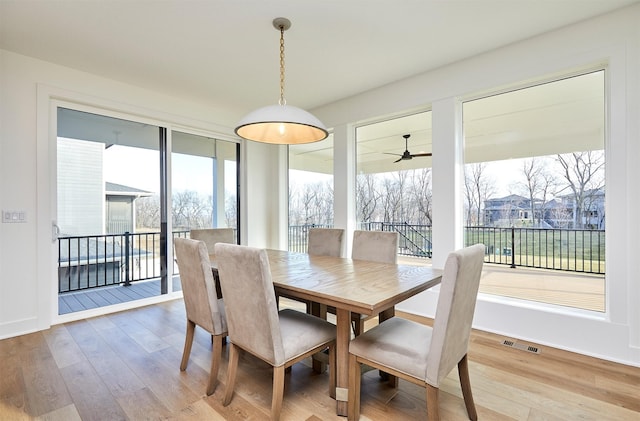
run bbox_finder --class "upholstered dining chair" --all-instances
[347,243,485,421]
[189,227,235,254]
[214,243,337,421]
[351,229,398,264]
[288,228,345,313]
[190,228,235,298]
[173,237,227,396]
[348,230,399,335]
[308,227,345,257]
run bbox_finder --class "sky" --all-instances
[104,144,589,201]
[104,146,235,196]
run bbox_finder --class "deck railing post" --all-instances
[124,231,131,286]
[511,227,516,268]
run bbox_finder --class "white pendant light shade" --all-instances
[235,17,328,145]
[235,104,328,145]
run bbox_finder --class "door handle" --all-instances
[52,221,60,242]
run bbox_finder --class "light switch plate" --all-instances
[2,210,27,223]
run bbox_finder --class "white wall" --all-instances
[1,4,638,366]
[316,4,640,366]
[0,49,272,335]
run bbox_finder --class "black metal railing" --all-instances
[465,226,605,274]
[288,224,334,253]
[360,222,433,257]
[288,223,605,275]
[58,230,189,293]
[59,224,605,293]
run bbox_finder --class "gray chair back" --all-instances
[426,243,485,385]
[174,237,226,335]
[190,228,235,254]
[308,228,344,257]
[214,243,286,366]
[351,230,398,264]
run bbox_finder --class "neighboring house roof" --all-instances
[556,187,605,199]
[105,182,153,197]
[486,194,530,203]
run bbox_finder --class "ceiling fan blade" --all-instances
[410,153,433,157]
[383,152,403,157]
[393,157,403,163]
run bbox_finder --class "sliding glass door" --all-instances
[56,108,239,315]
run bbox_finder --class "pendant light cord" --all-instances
[279,24,286,106]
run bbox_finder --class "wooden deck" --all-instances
[399,257,605,312]
[58,276,182,315]
[479,264,605,312]
[59,262,605,315]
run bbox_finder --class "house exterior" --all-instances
[105,182,152,234]
[555,188,606,230]
[484,194,539,227]
[484,189,605,229]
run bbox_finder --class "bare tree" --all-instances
[135,195,160,229]
[225,193,237,228]
[314,180,334,225]
[409,168,433,225]
[517,158,557,227]
[464,163,495,226]
[380,176,402,221]
[556,151,605,228]
[172,190,210,229]
[288,179,334,226]
[393,171,410,221]
[356,173,379,223]
[299,183,319,225]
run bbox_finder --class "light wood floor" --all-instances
[1,299,637,421]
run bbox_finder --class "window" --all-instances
[288,134,334,252]
[463,71,605,311]
[356,111,433,258]
[171,131,239,234]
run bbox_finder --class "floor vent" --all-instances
[501,339,541,354]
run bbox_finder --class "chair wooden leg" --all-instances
[328,343,336,399]
[223,343,240,406]
[319,303,328,320]
[352,317,364,337]
[458,354,478,421]
[272,365,285,421]
[310,302,328,374]
[348,354,362,421]
[206,334,223,395]
[180,320,196,371]
[426,384,440,421]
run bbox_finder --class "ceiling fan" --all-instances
[385,134,432,163]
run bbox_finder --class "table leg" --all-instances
[335,308,351,416]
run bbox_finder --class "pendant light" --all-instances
[234,17,328,145]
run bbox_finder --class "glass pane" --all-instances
[288,134,334,252]
[57,108,164,314]
[355,111,433,259]
[171,131,238,233]
[463,71,605,312]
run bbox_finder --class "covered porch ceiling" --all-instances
[290,70,604,175]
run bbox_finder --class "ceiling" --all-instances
[1,0,636,116]
[0,1,633,175]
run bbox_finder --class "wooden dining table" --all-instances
[211,249,442,417]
